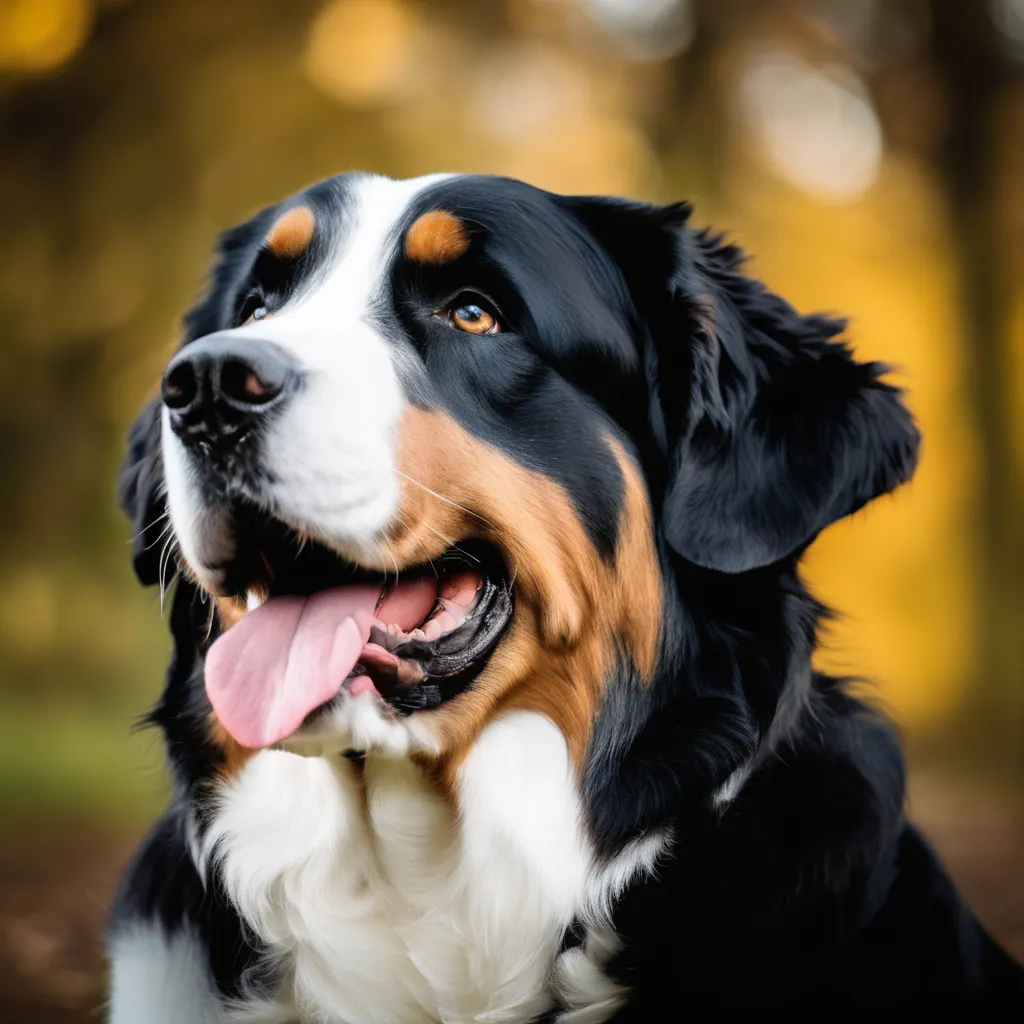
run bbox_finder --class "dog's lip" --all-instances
[214,504,514,718]
[298,548,513,716]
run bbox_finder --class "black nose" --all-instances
[162,335,299,451]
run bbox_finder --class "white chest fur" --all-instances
[201,712,662,1024]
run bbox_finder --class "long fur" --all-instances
[109,173,1023,1020]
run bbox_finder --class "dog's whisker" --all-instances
[393,470,491,527]
[382,539,401,588]
[410,517,459,552]
[128,507,171,546]
[203,601,217,643]
[157,532,179,615]
[141,518,175,552]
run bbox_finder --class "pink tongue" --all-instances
[205,577,437,749]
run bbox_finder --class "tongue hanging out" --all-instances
[203,570,482,749]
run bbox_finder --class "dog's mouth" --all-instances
[202,503,513,749]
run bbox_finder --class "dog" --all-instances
[108,172,1023,1020]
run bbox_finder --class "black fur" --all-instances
[110,803,271,1002]
[111,173,1022,1013]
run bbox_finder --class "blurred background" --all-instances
[0,0,1021,1018]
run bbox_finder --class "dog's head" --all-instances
[120,173,918,782]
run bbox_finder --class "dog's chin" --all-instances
[271,688,436,759]
[189,499,514,752]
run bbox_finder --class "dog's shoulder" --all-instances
[607,687,1022,1007]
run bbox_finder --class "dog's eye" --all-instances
[442,299,502,336]
[238,294,270,327]
[452,304,496,334]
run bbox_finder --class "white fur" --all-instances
[712,762,752,808]
[192,711,664,1023]
[108,926,229,1024]
[162,420,238,593]
[550,930,629,1024]
[277,687,440,760]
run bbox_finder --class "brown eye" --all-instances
[450,303,500,335]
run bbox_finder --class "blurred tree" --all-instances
[0,0,1021,816]
[928,0,1024,758]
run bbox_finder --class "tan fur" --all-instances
[386,409,662,784]
[192,411,661,784]
[216,596,246,631]
[404,210,470,264]
[265,205,316,260]
[208,714,256,778]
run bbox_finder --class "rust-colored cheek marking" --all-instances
[208,713,256,779]
[215,597,246,631]
[404,210,470,264]
[265,205,316,260]
[387,409,663,784]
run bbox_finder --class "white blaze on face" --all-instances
[161,415,238,591]
[162,173,450,582]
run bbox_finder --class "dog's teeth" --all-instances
[246,589,264,610]
[437,596,475,622]
[408,628,427,641]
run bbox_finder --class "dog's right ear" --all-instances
[117,396,166,587]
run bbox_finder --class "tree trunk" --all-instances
[929,0,1024,765]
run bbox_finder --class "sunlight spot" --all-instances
[0,0,92,73]
[737,47,882,203]
[582,0,694,60]
[991,0,1024,60]
[303,0,420,106]
[504,114,654,196]
[472,44,588,139]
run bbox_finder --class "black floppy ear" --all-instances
[567,197,921,573]
[117,396,166,586]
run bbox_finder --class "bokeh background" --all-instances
[0,0,1022,1018]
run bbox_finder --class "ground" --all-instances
[1,771,1021,1021]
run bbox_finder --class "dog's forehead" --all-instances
[283,173,572,278]
[278,173,451,275]
[236,172,638,403]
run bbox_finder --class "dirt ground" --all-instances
[1,771,1021,1021]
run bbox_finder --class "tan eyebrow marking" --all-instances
[404,209,470,264]
[265,205,316,259]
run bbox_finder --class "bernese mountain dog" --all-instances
[108,172,1023,1020]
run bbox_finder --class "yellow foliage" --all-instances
[304,0,421,106]
[0,0,92,72]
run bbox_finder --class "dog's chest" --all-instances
[207,712,634,1023]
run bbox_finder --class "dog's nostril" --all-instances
[162,335,298,447]
[162,360,198,411]
[220,357,286,407]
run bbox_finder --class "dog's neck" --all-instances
[195,710,667,1023]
